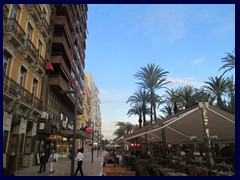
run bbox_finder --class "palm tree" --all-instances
[164,88,181,114]
[225,76,235,114]
[134,63,169,123]
[127,88,149,127]
[125,122,134,134]
[219,49,235,76]
[127,104,143,128]
[193,87,214,105]
[160,104,174,118]
[115,122,126,129]
[204,75,228,110]
[113,127,125,139]
[179,85,197,109]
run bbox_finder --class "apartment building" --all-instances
[39,4,88,162]
[3,4,88,170]
[3,4,53,170]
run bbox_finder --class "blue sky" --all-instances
[84,4,235,140]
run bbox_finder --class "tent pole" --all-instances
[199,102,215,169]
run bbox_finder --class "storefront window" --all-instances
[56,141,69,159]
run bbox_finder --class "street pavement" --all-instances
[13,150,108,176]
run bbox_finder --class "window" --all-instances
[24,137,32,154]
[19,67,27,91]
[38,40,43,56]
[42,8,46,20]
[3,54,9,75]
[3,131,9,153]
[32,78,38,97]
[24,24,33,48]
[47,88,50,106]
[10,4,18,20]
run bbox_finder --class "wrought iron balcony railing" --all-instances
[4,18,25,45]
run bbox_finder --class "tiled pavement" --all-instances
[13,150,109,176]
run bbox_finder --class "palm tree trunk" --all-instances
[153,102,157,123]
[138,116,142,128]
[173,102,178,114]
[143,110,146,127]
[150,90,154,124]
[217,95,225,111]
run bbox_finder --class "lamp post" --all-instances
[60,90,78,176]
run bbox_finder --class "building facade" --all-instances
[77,73,92,150]
[38,4,88,161]
[3,4,88,170]
[3,4,53,170]
[85,72,102,149]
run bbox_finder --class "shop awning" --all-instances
[46,61,54,71]
[59,129,91,139]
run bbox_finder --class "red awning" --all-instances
[46,61,54,71]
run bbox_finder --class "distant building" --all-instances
[85,72,102,148]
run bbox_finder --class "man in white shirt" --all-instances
[74,148,84,176]
[48,150,57,173]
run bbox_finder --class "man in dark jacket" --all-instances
[38,149,47,173]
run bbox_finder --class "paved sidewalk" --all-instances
[13,150,108,176]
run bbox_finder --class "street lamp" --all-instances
[60,90,78,176]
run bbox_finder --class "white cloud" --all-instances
[167,77,205,87]
[127,5,188,44]
[190,57,205,65]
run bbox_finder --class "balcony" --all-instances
[32,97,44,111]
[56,5,75,32]
[51,54,71,79]
[4,18,25,47]
[3,74,20,99]
[52,35,72,64]
[48,74,69,92]
[27,4,42,23]
[3,4,9,25]
[3,74,43,112]
[21,39,38,64]
[32,55,46,75]
[39,17,50,38]
[54,16,73,44]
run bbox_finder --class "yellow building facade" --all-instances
[3,4,52,170]
[77,73,92,151]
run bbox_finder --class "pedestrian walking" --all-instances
[48,150,57,173]
[38,149,47,173]
[74,148,84,176]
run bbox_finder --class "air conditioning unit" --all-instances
[68,124,73,130]
[40,112,48,119]
[62,121,67,129]
[39,122,45,130]
[48,113,53,120]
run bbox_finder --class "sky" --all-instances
[84,4,235,140]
